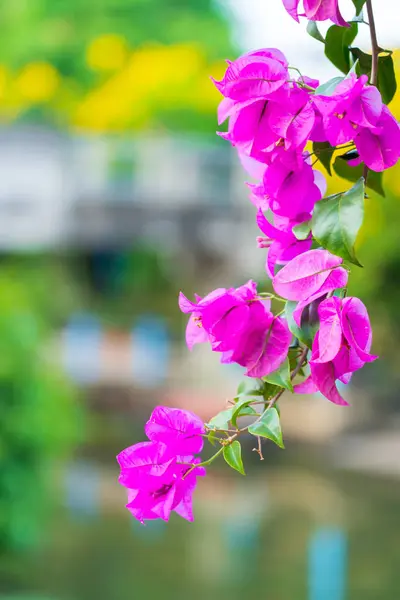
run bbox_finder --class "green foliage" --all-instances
[293,221,311,241]
[352,0,367,14]
[313,141,335,176]
[0,263,82,552]
[306,21,325,44]
[223,441,245,475]
[324,23,358,74]
[333,154,385,196]
[248,408,284,449]
[312,178,365,266]
[315,76,345,96]
[264,358,293,392]
[206,409,233,431]
[350,48,397,104]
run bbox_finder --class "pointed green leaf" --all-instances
[377,54,397,105]
[352,0,366,14]
[236,380,264,399]
[223,440,245,475]
[231,397,257,428]
[206,408,233,431]
[311,178,365,266]
[350,48,397,105]
[324,23,358,74]
[263,382,279,400]
[293,220,311,241]
[285,301,314,349]
[207,430,218,446]
[333,155,384,197]
[248,407,284,449]
[315,76,344,96]
[264,358,293,392]
[312,141,335,175]
[306,21,325,43]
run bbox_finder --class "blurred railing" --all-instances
[0,127,251,250]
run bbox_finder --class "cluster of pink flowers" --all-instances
[213,48,400,276]
[117,407,205,523]
[117,1,396,524]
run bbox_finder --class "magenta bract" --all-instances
[283,0,348,26]
[295,296,377,405]
[118,407,206,523]
[179,280,290,377]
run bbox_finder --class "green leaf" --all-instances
[223,440,245,475]
[285,301,314,349]
[264,358,293,392]
[377,54,397,105]
[325,23,358,74]
[352,0,366,14]
[207,430,218,446]
[312,141,335,175]
[231,397,257,428]
[333,155,385,197]
[315,76,344,96]
[311,178,365,266]
[236,380,264,398]
[306,20,325,43]
[293,220,311,241]
[206,408,233,431]
[248,407,284,449]
[350,48,397,104]
[263,382,279,400]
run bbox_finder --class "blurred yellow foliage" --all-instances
[16,62,60,103]
[86,34,129,72]
[74,42,224,131]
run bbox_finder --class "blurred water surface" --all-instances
[3,447,400,600]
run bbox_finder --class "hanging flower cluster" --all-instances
[117,407,205,522]
[118,0,399,523]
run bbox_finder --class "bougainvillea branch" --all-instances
[365,0,379,87]
[117,0,400,523]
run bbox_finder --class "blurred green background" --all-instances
[1,1,400,599]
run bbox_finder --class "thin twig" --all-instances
[365,0,379,87]
[364,0,379,182]
[252,436,264,460]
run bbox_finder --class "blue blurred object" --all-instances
[131,315,169,387]
[308,527,347,600]
[62,313,102,383]
[64,460,100,519]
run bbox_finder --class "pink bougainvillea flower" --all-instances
[313,74,383,146]
[223,300,292,378]
[212,49,289,102]
[145,406,205,455]
[340,296,377,363]
[272,248,344,300]
[179,280,258,352]
[294,296,377,405]
[263,154,322,219]
[354,106,400,172]
[118,440,205,523]
[283,0,348,27]
[267,86,315,151]
[257,209,312,278]
[272,249,348,324]
[118,405,207,523]
[218,98,280,163]
[312,296,343,363]
[180,281,290,377]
